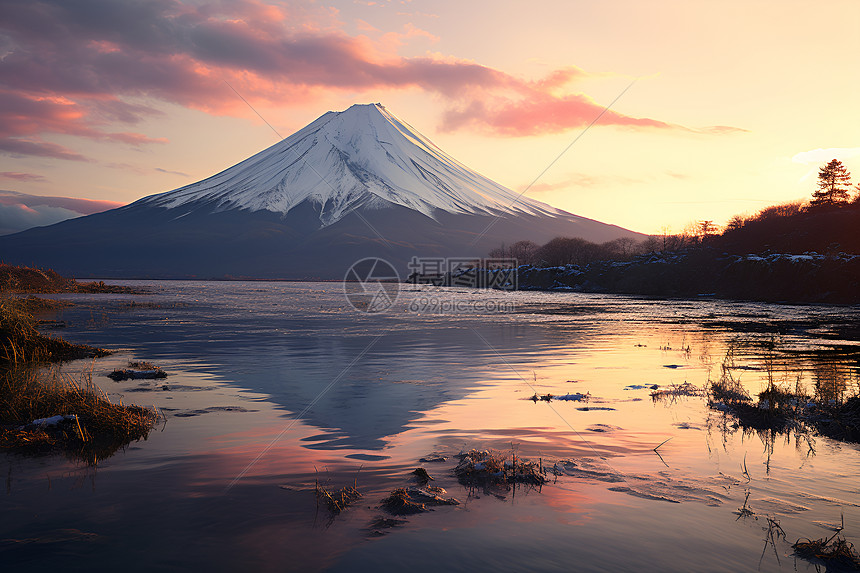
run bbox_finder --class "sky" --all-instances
[0,0,858,236]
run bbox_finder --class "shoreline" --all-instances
[422,248,860,305]
[1,270,156,461]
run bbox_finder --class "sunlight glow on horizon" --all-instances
[1,0,858,235]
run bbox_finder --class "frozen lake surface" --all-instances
[3,281,860,572]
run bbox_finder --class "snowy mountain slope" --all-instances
[137,103,564,225]
[0,103,645,279]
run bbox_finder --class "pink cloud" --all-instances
[442,93,674,136]
[0,90,166,158]
[0,0,728,157]
[0,171,47,182]
[702,125,749,135]
[522,173,647,193]
[0,137,88,161]
[0,190,124,214]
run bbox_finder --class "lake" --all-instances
[3,281,860,572]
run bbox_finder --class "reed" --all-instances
[314,480,362,514]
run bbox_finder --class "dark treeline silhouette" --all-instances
[489,237,645,267]
[475,159,860,303]
[643,159,860,256]
[716,199,860,254]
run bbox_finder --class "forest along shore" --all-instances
[424,249,860,304]
[424,179,860,304]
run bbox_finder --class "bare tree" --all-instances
[697,220,718,238]
[724,214,746,232]
[602,237,639,259]
[507,240,540,265]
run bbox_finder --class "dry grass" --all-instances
[811,397,860,442]
[381,487,429,515]
[1,296,109,365]
[381,486,459,515]
[315,481,362,514]
[0,365,158,464]
[412,467,434,484]
[18,295,73,313]
[455,449,546,487]
[793,518,860,570]
[793,536,860,569]
[709,374,752,406]
[707,344,860,442]
[0,263,138,294]
[651,381,706,403]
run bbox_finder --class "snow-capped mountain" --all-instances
[0,104,644,279]
[139,103,560,224]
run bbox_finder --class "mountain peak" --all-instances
[137,103,560,226]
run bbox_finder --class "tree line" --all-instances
[488,236,646,267]
[489,159,860,266]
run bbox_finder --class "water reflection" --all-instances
[5,282,860,572]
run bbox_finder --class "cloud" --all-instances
[521,173,648,193]
[792,147,860,165]
[0,203,84,235]
[0,89,166,161]
[105,162,190,177]
[522,170,694,193]
[0,171,46,182]
[0,0,709,154]
[0,189,124,234]
[442,93,674,136]
[0,137,88,161]
[701,125,749,135]
[155,167,190,177]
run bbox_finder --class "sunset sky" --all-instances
[1,0,858,235]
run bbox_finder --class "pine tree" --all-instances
[811,159,852,206]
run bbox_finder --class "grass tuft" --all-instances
[455,449,546,487]
[315,481,361,514]
[651,381,706,403]
[0,262,138,294]
[0,365,158,464]
[793,517,860,570]
[380,485,459,515]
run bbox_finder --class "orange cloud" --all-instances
[0,171,47,182]
[442,93,674,136]
[0,0,733,158]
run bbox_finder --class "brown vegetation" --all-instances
[381,486,459,515]
[1,281,157,464]
[1,296,109,365]
[315,480,362,514]
[707,344,860,442]
[793,516,860,570]
[0,262,138,294]
[0,366,158,464]
[455,449,546,487]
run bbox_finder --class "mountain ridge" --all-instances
[0,103,644,279]
[134,103,561,225]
